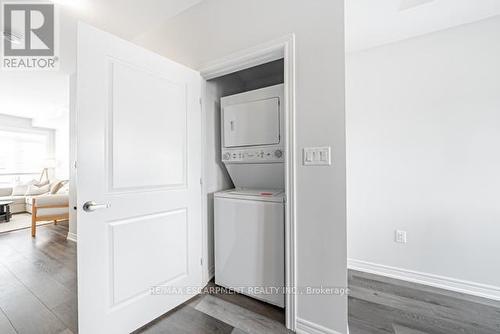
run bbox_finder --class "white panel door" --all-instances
[76,23,202,334]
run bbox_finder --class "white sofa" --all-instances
[0,180,69,214]
[0,180,70,237]
[0,186,29,213]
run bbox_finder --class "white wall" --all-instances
[347,16,500,292]
[137,1,347,332]
[54,121,70,180]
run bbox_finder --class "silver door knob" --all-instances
[83,201,110,212]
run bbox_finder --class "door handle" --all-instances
[83,201,110,212]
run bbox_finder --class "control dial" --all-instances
[274,149,283,158]
[222,152,231,160]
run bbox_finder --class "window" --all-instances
[0,129,50,186]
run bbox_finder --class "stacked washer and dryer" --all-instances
[214,84,285,307]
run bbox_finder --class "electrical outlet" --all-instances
[395,230,407,244]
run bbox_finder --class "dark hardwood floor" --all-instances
[1,222,499,334]
[348,270,500,334]
[135,283,288,334]
[0,220,77,334]
[0,222,288,334]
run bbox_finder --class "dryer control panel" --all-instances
[222,147,285,164]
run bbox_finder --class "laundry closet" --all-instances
[203,59,286,308]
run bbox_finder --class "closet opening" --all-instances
[202,57,293,326]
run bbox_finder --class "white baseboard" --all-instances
[348,258,500,301]
[66,232,77,242]
[296,318,343,334]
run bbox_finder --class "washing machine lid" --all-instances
[214,188,285,203]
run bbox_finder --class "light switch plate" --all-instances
[303,147,331,166]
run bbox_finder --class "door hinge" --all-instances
[200,258,203,266]
[199,97,202,106]
[200,178,203,185]
[73,161,77,169]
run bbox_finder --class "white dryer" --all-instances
[221,84,285,189]
[214,189,285,307]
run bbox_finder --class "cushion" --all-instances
[35,179,50,187]
[34,194,69,207]
[50,180,68,194]
[12,185,28,196]
[59,183,69,193]
[12,179,38,196]
[9,196,26,205]
[25,184,50,196]
[0,187,12,197]
[25,195,45,205]
[49,179,60,191]
[36,207,68,218]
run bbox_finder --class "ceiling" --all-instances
[56,0,203,72]
[346,0,500,52]
[0,72,69,129]
[0,0,203,127]
[60,0,203,41]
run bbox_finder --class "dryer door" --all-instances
[223,97,280,147]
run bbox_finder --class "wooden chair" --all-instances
[31,195,69,237]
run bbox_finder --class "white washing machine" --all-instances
[214,189,285,307]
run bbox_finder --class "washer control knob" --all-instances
[223,153,231,160]
[274,149,283,158]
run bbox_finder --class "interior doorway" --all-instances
[0,73,72,236]
[200,35,297,330]
[0,73,76,333]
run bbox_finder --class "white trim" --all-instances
[200,35,292,80]
[199,34,297,331]
[348,258,500,301]
[296,318,343,334]
[208,265,215,281]
[283,34,297,332]
[67,232,77,242]
[199,79,209,287]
